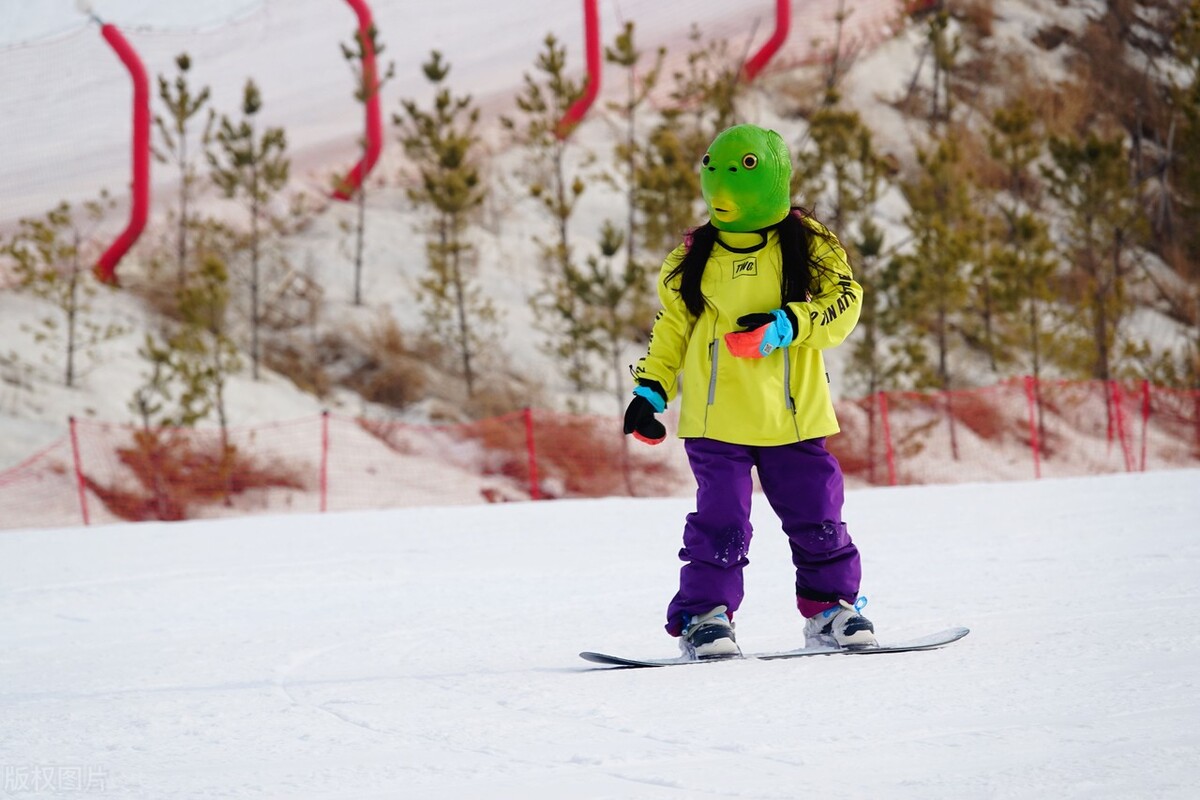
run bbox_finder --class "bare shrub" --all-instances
[264,339,332,398]
[956,0,995,38]
[356,417,416,455]
[946,388,1013,441]
[339,315,428,409]
[86,429,307,521]
[1032,24,1071,51]
[457,410,681,499]
[464,374,543,420]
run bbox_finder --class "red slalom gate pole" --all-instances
[555,0,601,139]
[91,18,150,284]
[332,0,384,200]
[742,0,791,82]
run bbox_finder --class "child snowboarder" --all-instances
[623,123,876,659]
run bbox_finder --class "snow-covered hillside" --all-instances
[2,470,1198,798]
[1,0,1124,478]
[0,0,921,472]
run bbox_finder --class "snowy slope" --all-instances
[3,470,1198,798]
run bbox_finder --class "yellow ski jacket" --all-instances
[634,220,861,446]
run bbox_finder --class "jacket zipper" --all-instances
[700,337,719,435]
[707,339,719,405]
[783,354,794,412]
[784,353,802,440]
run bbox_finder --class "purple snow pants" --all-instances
[664,437,862,636]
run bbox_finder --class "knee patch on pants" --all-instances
[714,525,749,565]
[682,525,750,567]
[789,521,849,557]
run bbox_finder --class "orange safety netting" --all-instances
[2,379,1198,530]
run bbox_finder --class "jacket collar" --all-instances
[716,229,772,254]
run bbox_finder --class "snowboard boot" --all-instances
[804,598,877,649]
[679,605,741,660]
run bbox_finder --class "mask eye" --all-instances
[742,154,759,169]
[701,153,711,167]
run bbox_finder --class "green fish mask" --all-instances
[699,124,793,232]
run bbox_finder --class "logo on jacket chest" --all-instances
[732,257,758,279]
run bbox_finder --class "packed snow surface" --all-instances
[3,470,1198,798]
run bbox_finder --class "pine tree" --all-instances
[1166,0,1200,384]
[635,113,704,254]
[2,196,126,388]
[799,106,905,479]
[174,255,242,445]
[967,185,1005,374]
[985,99,1058,387]
[669,24,741,138]
[339,23,395,306]
[897,130,980,461]
[208,79,290,381]
[635,25,745,256]
[898,133,977,394]
[1042,131,1147,383]
[125,255,242,517]
[798,110,901,396]
[793,106,879,231]
[846,221,913,399]
[1174,1,1200,262]
[129,255,241,438]
[396,50,494,398]
[501,34,591,391]
[129,333,176,433]
[926,10,961,130]
[604,20,665,273]
[821,0,856,106]
[567,220,649,491]
[1071,1,1180,249]
[900,10,962,132]
[152,52,213,286]
[566,220,646,411]
[1063,2,1200,388]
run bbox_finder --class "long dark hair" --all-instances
[665,208,835,317]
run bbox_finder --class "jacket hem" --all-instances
[677,423,841,447]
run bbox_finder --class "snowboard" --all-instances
[580,626,969,669]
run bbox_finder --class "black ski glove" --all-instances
[623,379,668,445]
[736,309,799,337]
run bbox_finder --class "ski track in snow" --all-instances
[2,471,1198,798]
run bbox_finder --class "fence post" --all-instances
[68,416,90,526]
[944,389,961,462]
[319,411,330,512]
[1110,380,1134,472]
[878,392,897,487]
[523,407,542,500]
[1139,379,1150,472]
[1023,376,1042,479]
[1195,390,1200,456]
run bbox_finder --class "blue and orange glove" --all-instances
[724,308,797,358]
[623,380,668,445]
